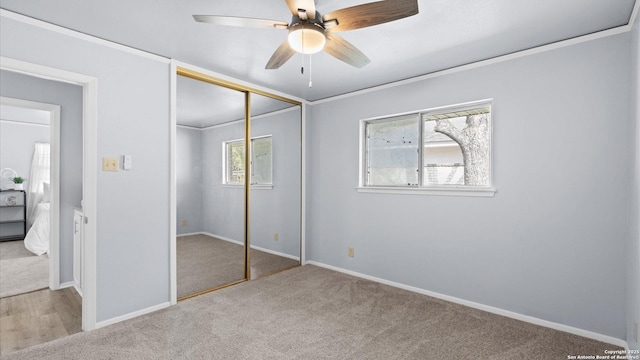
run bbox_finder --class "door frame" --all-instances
[1,56,98,331]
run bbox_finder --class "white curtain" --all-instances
[27,142,50,228]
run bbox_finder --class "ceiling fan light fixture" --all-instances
[195,0,419,69]
[287,23,326,54]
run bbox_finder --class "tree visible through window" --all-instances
[224,136,272,185]
[227,141,245,184]
[423,117,465,186]
[362,101,492,189]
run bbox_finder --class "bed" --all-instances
[24,202,50,256]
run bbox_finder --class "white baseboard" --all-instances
[201,232,243,246]
[59,281,75,289]
[305,261,628,349]
[181,232,299,261]
[60,280,84,297]
[250,244,300,261]
[73,284,84,298]
[59,280,85,298]
[176,231,204,237]
[95,302,170,330]
[178,231,242,245]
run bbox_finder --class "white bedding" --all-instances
[24,202,50,256]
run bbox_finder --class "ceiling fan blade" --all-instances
[322,0,418,32]
[193,15,288,29]
[285,0,316,20]
[323,33,371,68]
[266,39,297,69]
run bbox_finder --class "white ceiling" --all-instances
[0,0,636,102]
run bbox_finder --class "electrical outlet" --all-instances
[348,247,354,257]
[274,232,279,241]
[634,322,638,343]
[102,157,119,172]
[181,219,187,226]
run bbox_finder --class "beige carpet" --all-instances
[177,234,299,299]
[0,240,35,261]
[0,241,49,299]
[3,265,621,360]
[249,245,300,279]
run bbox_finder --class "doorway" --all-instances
[0,72,84,355]
[0,98,57,297]
[0,56,99,337]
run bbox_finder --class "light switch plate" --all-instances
[123,155,132,170]
[102,158,118,172]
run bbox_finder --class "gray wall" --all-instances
[0,120,50,191]
[629,17,640,352]
[0,70,82,284]
[306,33,631,339]
[1,16,171,322]
[250,109,301,257]
[201,121,245,242]
[176,126,203,235]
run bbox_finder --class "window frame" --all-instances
[223,134,273,189]
[358,100,496,197]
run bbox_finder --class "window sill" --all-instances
[222,184,274,190]
[356,186,496,197]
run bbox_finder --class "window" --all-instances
[366,115,419,186]
[250,137,272,185]
[224,136,272,186]
[360,101,494,196]
[226,140,246,184]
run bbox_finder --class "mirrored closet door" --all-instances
[248,94,301,279]
[176,73,247,299]
[175,67,302,300]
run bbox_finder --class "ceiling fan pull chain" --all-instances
[309,55,313,88]
[301,33,305,75]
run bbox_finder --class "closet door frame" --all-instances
[170,62,304,304]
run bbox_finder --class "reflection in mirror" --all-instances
[176,74,246,299]
[248,93,301,279]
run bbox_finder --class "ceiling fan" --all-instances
[193,0,419,69]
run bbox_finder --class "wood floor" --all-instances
[0,287,82,356]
